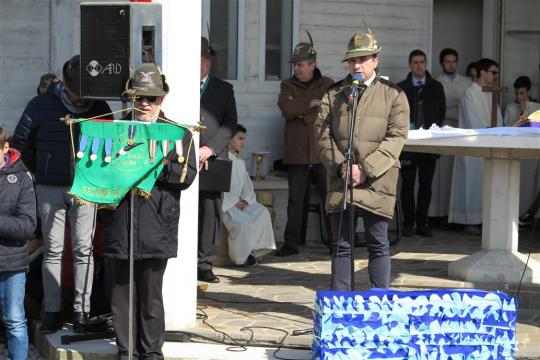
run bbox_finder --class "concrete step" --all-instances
[31,320,310,360]
[32,309,540,360]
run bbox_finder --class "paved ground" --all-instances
[34,225,540,359]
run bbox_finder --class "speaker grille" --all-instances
[81,5,130,100]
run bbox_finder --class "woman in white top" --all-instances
[221,125,276,266]
[504,76,540,215]
[504,76,540,126]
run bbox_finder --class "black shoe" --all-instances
[39,312,61,335]
[197,269,220,283]
[275,244,298,257]
[402,226,415,237]
[416,226,433,237]
[241,254,257,268]
[464,225,482,236]
[519,211,535,227]
[73,312,88,334]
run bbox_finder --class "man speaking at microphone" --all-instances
[314,28,409,291]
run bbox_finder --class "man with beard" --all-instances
[102,64,197,359]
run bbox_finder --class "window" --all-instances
[202,0,239,80]
[263,0,294,81]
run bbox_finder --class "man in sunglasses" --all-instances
[397,49,446,238]
[448,58,502,235]
[101,63,197,359]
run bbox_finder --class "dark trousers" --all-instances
[400,155,437,228]
[198,191,222,271]
[330,211,390,290]
[284,164,329,249]
[111,258,168,360]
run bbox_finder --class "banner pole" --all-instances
[128,102,135,360]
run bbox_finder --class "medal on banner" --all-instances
[69,119,187,206]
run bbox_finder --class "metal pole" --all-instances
[128,100,136,360]
[337,84,360,291]
[346,88,359,291]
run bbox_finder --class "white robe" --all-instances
[430,73,471,216]
[448,82,502,225]
[222,151,276,265]
[504,101,540,213]
[503,101,540,126]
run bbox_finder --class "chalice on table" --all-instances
[252,151,270,181]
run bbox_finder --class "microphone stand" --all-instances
[338,84,360,291]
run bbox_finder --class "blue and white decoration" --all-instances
[312,289,517,359]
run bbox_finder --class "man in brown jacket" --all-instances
[276,32,334,256]
[314,29,409,290]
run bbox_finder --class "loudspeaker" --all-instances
[80,2,162,100]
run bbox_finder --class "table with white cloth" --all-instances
[404,126,540,284]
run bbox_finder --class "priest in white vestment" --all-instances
[431,49,471,217]
[448,59,502,233]
[503,75,540,215]
[222,125,276,266]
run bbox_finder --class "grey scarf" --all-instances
[56,83,94,114]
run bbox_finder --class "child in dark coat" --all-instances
[0,127,37,360]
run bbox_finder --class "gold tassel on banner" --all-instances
[180,131,195,184]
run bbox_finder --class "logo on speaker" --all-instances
[86,60,103,77]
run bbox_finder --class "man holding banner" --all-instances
[99,64,197,359]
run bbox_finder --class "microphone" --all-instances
[351,73,364,96]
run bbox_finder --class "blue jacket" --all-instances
[0,149,37,272]
[12,83,112,186]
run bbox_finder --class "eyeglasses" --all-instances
[137,95,158,103]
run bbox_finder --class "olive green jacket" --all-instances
[314,74,409,219]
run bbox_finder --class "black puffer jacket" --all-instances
[0,149,37,272]
[102,116,197,260]
[12,83,112,185]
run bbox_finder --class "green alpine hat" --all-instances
[126,63,169,97]
[290,30,317,63]
[342,27,381,62]
[37,73,56,95]
[201,37,216,57]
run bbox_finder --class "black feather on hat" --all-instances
[290,30,317,63]
[201,37,216,57]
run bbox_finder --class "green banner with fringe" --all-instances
[69,120,186,205]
